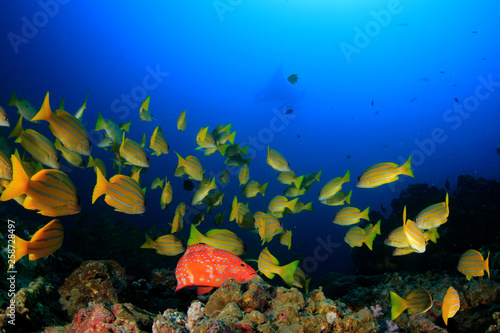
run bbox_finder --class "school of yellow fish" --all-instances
[0,91,490,325]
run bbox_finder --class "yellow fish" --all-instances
[191,178,217,206]
[415,193,449,229]
[442,287,460,325]
[150,126,169,156]
[0,149,12,181]
[0,106,10,127]
[457,249,490,280]
[120,132,149,168]
[229,196,254,229]
[320,190,352,206]
[87,155,106,178]
[344,226,377,250]
[33,92,90,156]
[238,164,250,186]
[267,146,290,172]
[187,224,245,256]
[384,226,408,248]
[283,185,306,197]
[139,95,153,121]
[177,110,187,131]
[390,288,433,320]
[220,169,230,183]
[268,195,298,213]
[402,206,426,253]
[161,178,172,210]
[333,206,369,226]
[92,167,145,215]
[171,211,184,233]
[293,267,311,294]
[9,117,60,169]
[278,229,292,250]
[94,112,130,152]
[254,211,283,244]
[277,171,303,189]
[242,180,267,198]
[1,155,80,216]
[357,156,414,188]
[8,91,38,123]
[74,90,89,121]
[9,219,63,269]
[54,139,85,168]
[175,152,204,181]
[140,233,184,256]
[257,247,299,287]
[318,170,350,201]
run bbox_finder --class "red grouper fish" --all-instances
[175,244,256,295]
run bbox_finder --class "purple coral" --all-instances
[370,304,383,318]
[385,319,399,332]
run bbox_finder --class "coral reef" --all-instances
[58,260,131,317]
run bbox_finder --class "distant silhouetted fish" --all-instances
[455,97,459,103]
[184,180,195,191]
[375,110,379,115]
[408,97,417,103]
[419,77,430,82]
[496,148,500,155]
[346,155,351,159]
[371,100,374,106]
[285,109,294,114]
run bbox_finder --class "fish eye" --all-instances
[3,116,7,121]
[240,263,245,267]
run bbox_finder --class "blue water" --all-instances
[1,0,499,281]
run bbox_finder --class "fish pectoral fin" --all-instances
[197,286,215,295]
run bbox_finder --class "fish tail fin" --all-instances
[345,190,353,205]
[187,224,205,246]
[10,235,29,269]
[390,291,408,320]
[32,92,52,122]
[302,202,313,212]
[1,155,29,201]
[9,116,23,139]
[288,197,299,212]
[140,234,155,249]
[229,196,238,221]
[217,144,229,156]
[342,169,350,183]
[400,155,414,178]
[119,121,131,132]
[445,192,449,215]
[259,182,268,196]
[227,131,236,145]
[315,169,323,182]
[92,167,108,203]
[373,220,381,235]
[365,231,377,251]
[485,251,490,279]
[209,177,217,191]
[87,155,95,168]
[279,260,300,287]
[8,91,18,106]
[95,112,106,131]
[293,175,304,189]
[240,145,249,157]
[361,206,370,221]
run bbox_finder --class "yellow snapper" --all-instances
[267,146,290,172]
[279,229,292,250]
[384,226,409,248]
[318,170,350,201]
[120,132,149,168]
[8,91,38,123]
[229,196,254,229]
[241,180,267,198]
[301,170,322,188]
[191,178,217,205]
[150,126,169,156]
[196,127,217,154]
[254,211,283,244]
[54,139,85,168]
[220,169,230,183]
[92,167,145,215]
[238,164,250,186]
[357,155,414,188]
[87,155,106,178]
[268,195,298,213]
[161,178,173,209]
[363,220,381,236]
[175,152,204,181]
[150,177,164,190]
[283,185,306,197]
[415,193,449,229]
[177,110,187,131]
[187,224,245,256]
[344,226,377,250]
[0,149,12,180]
[333,206,369,226]
[257,247,299,287]
[33,92,90,156]
[390,288,433,320]
[140,233,184,256]
[320,189,352,206]
[139,95,153,121]
[402,206,426,253]
[0,106,10,127]
[94,112,131,152]
[457,249,490,280]
[293,267,311,293]
[9,116,60,169]
[277,171,303,189]
[442,287,460,326]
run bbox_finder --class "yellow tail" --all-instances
[400,155,414,178]
[32,92,53,122]
[279,260,300,287]
[390,291,408,320]
[12,236,29,269]
[140,234,155,249]
[360,206,370,221]
[0,155,30,201]
[91,167,108,203]
[187,224,205,246]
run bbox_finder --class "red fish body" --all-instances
[175,244,256,295]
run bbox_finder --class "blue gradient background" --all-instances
[1,0,499,280]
